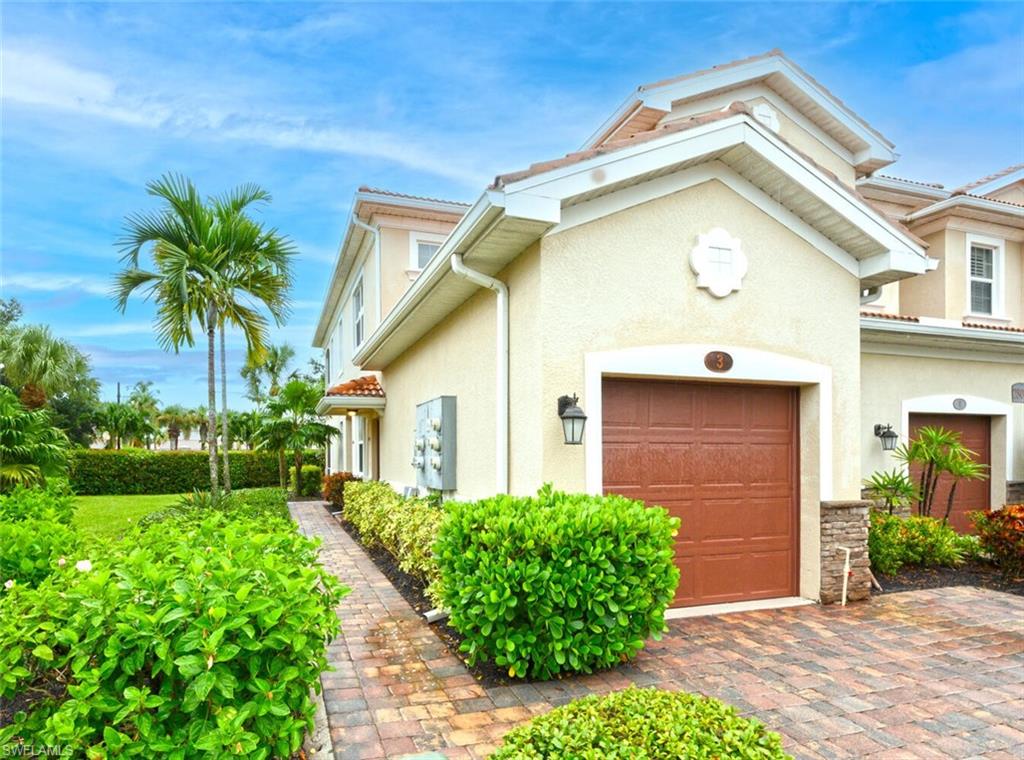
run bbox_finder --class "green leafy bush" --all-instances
[0,509,347,758]
[67,449,324,495]
[435,485,679,679]
[973,504,1024,580]
[322,472,359,510]
[0,482,76,524]
[0,519,78,592]
[290,464,322,497]
[490,686,790,759]
[343,481,443,599]
[868,511,974,576]
[137,487,290,528]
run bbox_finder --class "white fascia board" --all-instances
[312,220,363,347]
[858,250,936,281]
[639,56,895,160]
[904,195,1024,222]
[351,191,512,368]
[581,93,644,150]
[855,175,950,200]
[356,189,470,216]
[965,167,1024,197]
[316,396,385,416]
[860,317,1024,346]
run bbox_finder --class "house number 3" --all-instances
[704,351,733,373]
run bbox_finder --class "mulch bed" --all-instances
[0,675,66,729]
[333,511,530,687]
[874,560,1024,597]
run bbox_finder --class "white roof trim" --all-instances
[856,175,950,200]
[904,195,1024,222]
[860,316,1024,346]
[316,395,385,415]
[962,167,1024,197]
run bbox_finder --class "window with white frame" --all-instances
[351,416,365,476]
[409,232,446,271]
[966,235,1003,317]
[324,348,331,386]
[352,277,364,347]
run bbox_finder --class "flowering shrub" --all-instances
[868,511,975,576]
[343,481,443,601]
[972,504,1024,580]
[0,509,347,757]
[322,472,359,510]
[490,686,789,759]
[435,485,679,679]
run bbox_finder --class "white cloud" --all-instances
[1,272,112,296]
[906,37,1024,100]
[62,321,154,337]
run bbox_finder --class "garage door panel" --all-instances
[603,378,799,608]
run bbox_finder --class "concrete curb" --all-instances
[303,684,333,760]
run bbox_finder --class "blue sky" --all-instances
[2,2,1022,409]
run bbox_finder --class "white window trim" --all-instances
[351,272,365,349]
[350,413,365,477]
[964,233,1005,320]
[408,231,448,273]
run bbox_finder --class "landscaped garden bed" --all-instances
[337,481,680,686]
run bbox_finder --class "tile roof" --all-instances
[962,321,1024,333]
[358,186,470,207]
[873,174,945,189]
[952,164,1024,195]
[860,311,920,323]
[948,191,1024,209]
[326,375,385,397]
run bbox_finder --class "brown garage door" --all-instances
[602,378,799,607]
[908,414,991,533]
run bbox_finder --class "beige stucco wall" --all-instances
[860,351,1023,507]
[990,182,1024,206]
[899,229,945,318]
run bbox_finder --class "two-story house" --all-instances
[312,50,1023,610]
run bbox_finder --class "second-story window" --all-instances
[352,278,364,347]
[416,242,441,269]
[969,244,995,315]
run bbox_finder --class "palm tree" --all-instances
[0,325,88,409]
[0,386,69,491]
[191,406,209,450]
[231,409,263,451]
[262,379,336,495]
[114,174,295,496]
[95,402,146,450]
[941,453,988,524]
[127,381,160,449]
[158,404,190,450]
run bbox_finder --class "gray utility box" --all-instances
[412,396,456,491]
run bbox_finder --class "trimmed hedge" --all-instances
[0,494,346,757]
[343,481,444,603]
[290,465,323,497]
[490,686,790,759]
[435,485,680,679]
[68,449,324,495]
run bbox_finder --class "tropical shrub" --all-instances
[895,426,987,518]
[0,520,78,592]
[0,509,347,758]
[290,464,323,497]
[863,469,918,515]
[972,505,1024,580]
[0,385,70,492]
[868,511,975,576]
[322,471,359,510]
[343,481,443,599]
[67,449,323,495]
[0,482,76,525]
[435,485,680,679]
[138,487,290,527]
[489,686,790,759]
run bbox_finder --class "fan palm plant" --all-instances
[158,404,190,450]
[114,174,295,495]
[0,324,87,409]
[895,426,971,517]
[0,386,69,491]
[261,379,336,495]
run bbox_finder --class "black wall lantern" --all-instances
[873,424,899,452]
[558,394,587,445]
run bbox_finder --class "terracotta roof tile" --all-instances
[326,375,385,397]
[358,186,470,207]
[874,174,945,189]
[948,191,1024,209]
[860,311,920,323]
[962,321,1024,333]
[952,164,1024,195]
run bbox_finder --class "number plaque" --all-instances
[704,351,733,373]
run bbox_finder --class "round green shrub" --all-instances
[0,519,78,592]
[290,464,323,497]
[490,686,790,759]
[868,511,974,576]
[0,510,347,758]
[435,485,680,679]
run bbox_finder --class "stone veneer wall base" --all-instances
[819,500,872,605]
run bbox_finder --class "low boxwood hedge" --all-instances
[0,495,346,758]
[435,485,679,679]
[490,686,790,759]
[68,449,324,495]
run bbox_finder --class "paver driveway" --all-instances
[290,501,1024,760]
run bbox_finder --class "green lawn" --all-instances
[73,493,184,538]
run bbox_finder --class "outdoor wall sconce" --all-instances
[874,424,899,452]
[558,394,587,445]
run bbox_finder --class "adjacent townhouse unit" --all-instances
[312,50,1023,610]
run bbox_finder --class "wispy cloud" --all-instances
[1,272,112,296]
[62,321,154,337]
[906,36,1024,101]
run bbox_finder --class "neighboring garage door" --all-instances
[909,413,991,533]
[602,378,799,608]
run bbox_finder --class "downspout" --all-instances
[450,253,509,494]
[352,216,383,324]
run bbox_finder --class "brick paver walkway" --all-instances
[291,501,1024,760]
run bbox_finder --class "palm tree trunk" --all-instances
[943,480,959,523]
[278,448,286,489]
[206,309,220,497]
[220,326,232,494]
[294,449,303,496]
